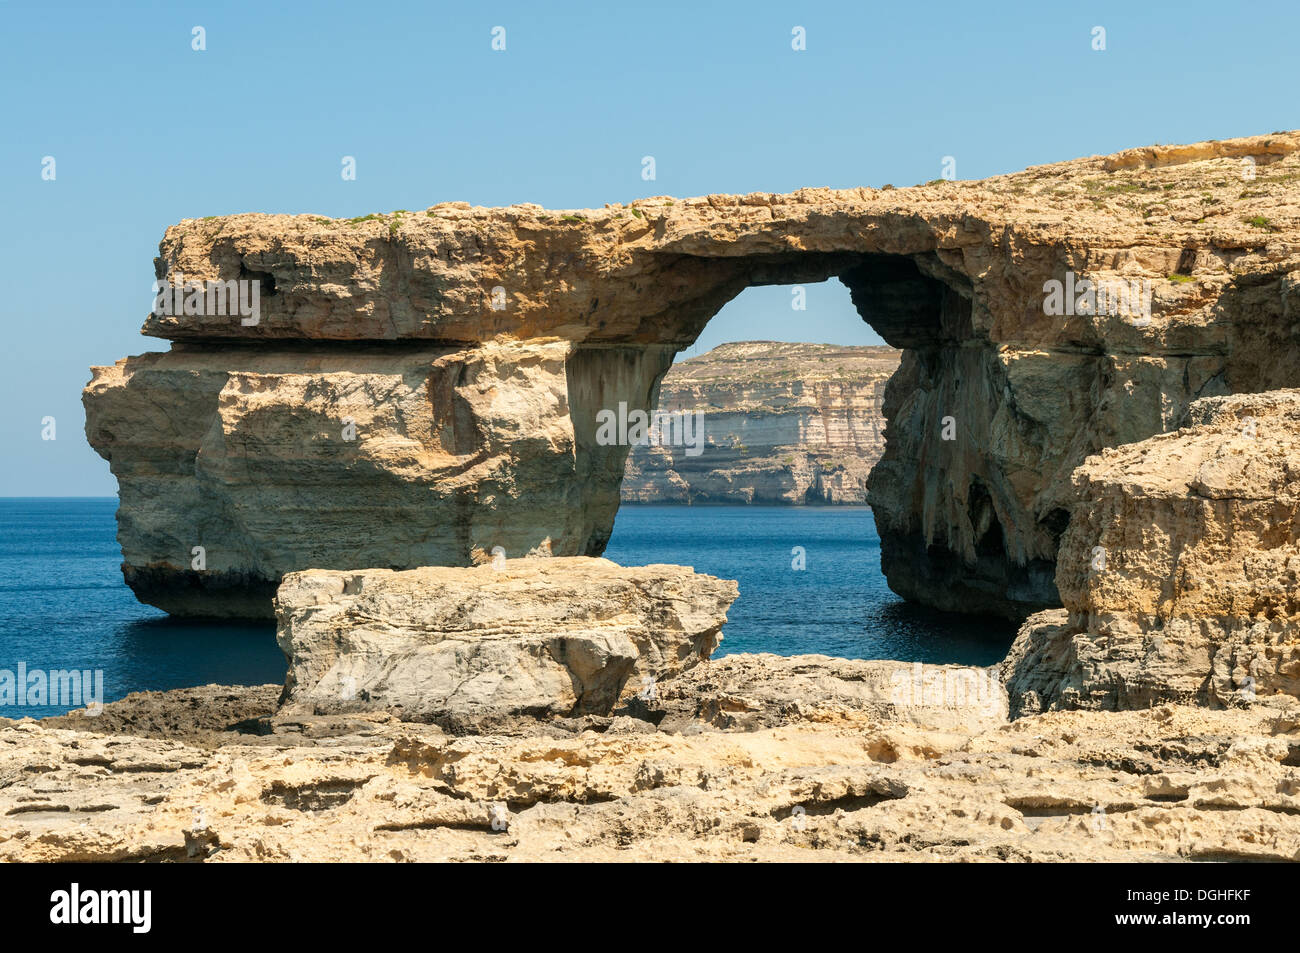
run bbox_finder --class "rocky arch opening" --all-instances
[618,272,895,507]
[574,249,1040,608]
[588,250,1027,661]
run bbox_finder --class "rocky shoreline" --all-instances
[6,384,1300,861]
[4,665,1297,862]
[32,132,1300,862]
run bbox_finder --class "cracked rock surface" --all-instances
[4,659,1298,862]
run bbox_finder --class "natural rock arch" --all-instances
[85,132,1300,618]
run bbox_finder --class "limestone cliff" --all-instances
[1004,389,1300,715]
[84,131,1300,618]
[621,341,898,504]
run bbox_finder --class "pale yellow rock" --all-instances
[274,558,738,730]
[4,668,1298,862]
[85,131,1300,617]
[1005,389,1300,714]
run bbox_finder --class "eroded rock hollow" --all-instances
[85,133,1300,618]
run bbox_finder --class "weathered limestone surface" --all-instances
[1005,390,1300,716]
[621,341,898,504]
[84,342,654,616]
[5,666,1299,862]
[85,132,1300,618]
[275,558,737,730]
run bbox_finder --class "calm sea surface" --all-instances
[605,505,1015,664]
[0,499,1015,717]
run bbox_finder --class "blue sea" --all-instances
[0,499,1015,718]
[605,506,1014,664]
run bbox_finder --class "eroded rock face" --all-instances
[621,342,898,504]
[6,667,1300,862]
[274,558,738,730]
[86,342,666,616]
[1004,390,1300,715]
[85,132,1300,617]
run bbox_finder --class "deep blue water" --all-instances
[606,505,1016,664]
[0,499,1015,718]
[0,499,284,718]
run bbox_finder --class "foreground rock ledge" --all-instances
[274,558,738,730]
[1005,389,1300,715]
[4,663,1298,862]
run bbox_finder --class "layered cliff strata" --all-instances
[620,341,898,504]
[274,558,737,731]
[85,131,1300,618]
[1004,389,1300,715]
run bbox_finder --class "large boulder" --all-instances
[1004,389,1300,715]
[274,558,737,730]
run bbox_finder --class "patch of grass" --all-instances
[1244,215,1276,230]
[346,213,381,226]
[631,208,643,219]
[1167,273,1195,283]
[880,184,895,191]
[312,217,332,224]
[560,214,586,223]
[201,215,219,221]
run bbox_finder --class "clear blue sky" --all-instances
[2,0,1296,495]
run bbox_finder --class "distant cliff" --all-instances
[621,342,900,504]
